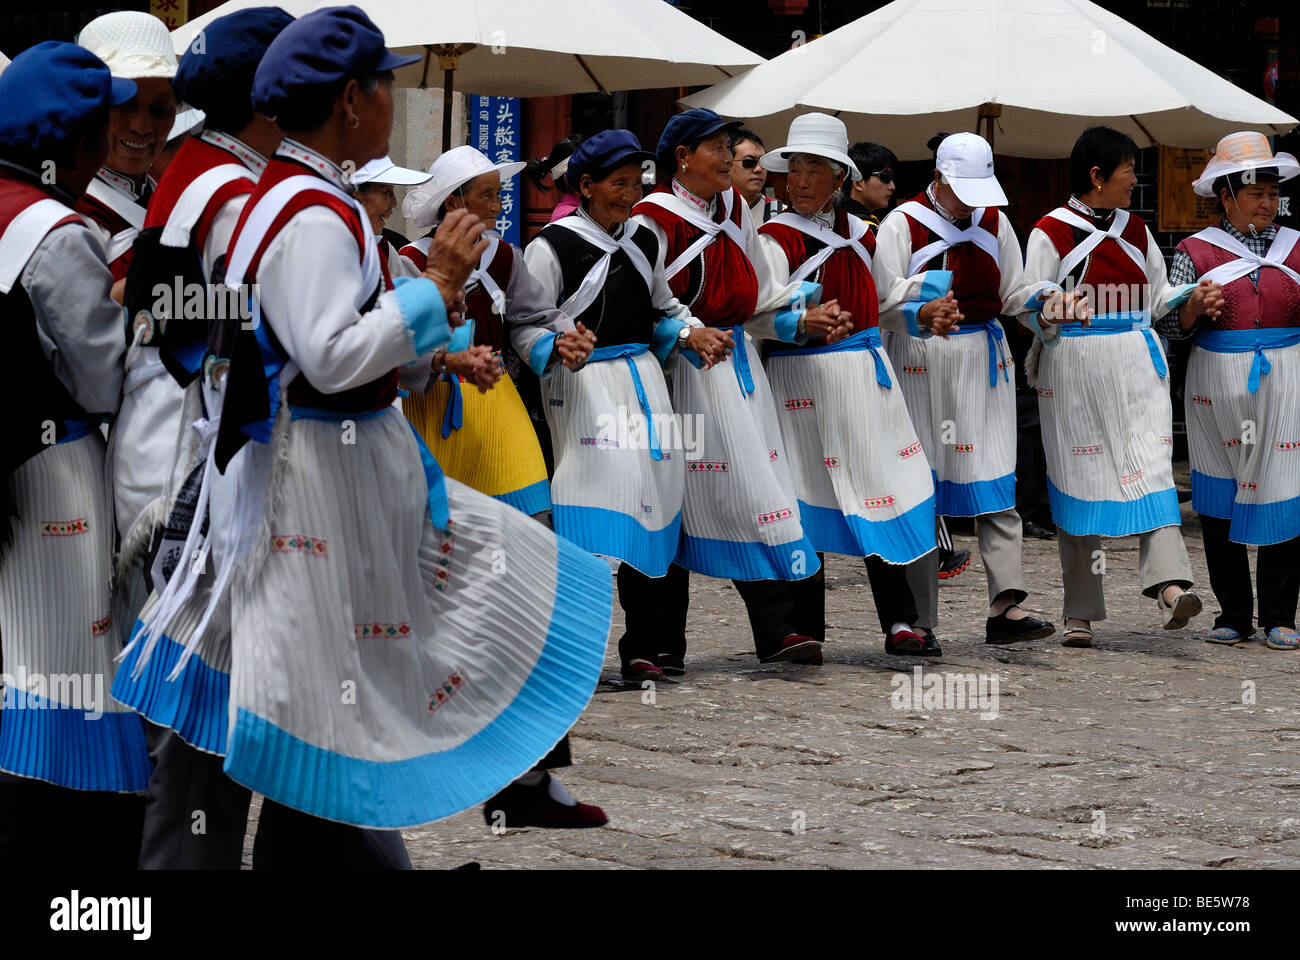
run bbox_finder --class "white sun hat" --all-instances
[77,11,178,80]
[760,112,862,181]
[403,145,528,227]
[935,132,1007,208]
[1192,131,1299,197]
[353,155,433,188]
[167,107,205,144]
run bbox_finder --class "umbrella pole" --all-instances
[442,63,455,153]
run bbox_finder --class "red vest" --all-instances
[398,234,513,351]
[1034,207,1151,312]
[144,136,256,254]
[759,209,878,339]
[76,176,146,281]
[633,185,758,327]
[902,190,1002,321]
[228,157,395,411]
[1178,228,1300,331]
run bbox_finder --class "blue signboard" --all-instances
[470,94,521,246]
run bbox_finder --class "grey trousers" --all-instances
[1058,525,1194,622]
[906,508,1028,630]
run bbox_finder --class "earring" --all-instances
[347,115,359,129]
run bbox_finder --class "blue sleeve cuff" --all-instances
[528,329,558,376]
[773,281,823,343]
[448,317,475,353]
[679,348,706,369]
[1166,283,1196,309]
[1022,283,1062,347]
[902,269,951,338]
[392,276,450,355]
[651,316,690,365]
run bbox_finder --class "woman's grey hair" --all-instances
[788,152,846,178]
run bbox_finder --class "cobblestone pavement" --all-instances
[245,497,1300,869]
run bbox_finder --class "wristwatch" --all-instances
[678,325,693,346]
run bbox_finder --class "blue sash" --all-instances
[767,327,892,388]
[1195,327,1300,394]
[729,324,755,396]
[56,419,97,445]
[588,342,662,461]
[950,318,1008,387]
[1055,310,1167,378]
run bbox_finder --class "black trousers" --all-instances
[1200,516,1300,634]
[616,562,805,662]
[0,767,145,868]
[787,553,919,640]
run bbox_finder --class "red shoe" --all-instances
[621,658,663,682]
[482,774,608,830]
[759,634,822,664]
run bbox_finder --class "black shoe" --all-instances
[985,607,1055,644]
[654,653,686,676]
[885,629,943,657]
[937,549,971,580]
[1022,520,1056,540]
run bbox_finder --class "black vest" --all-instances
[538,220,660,347]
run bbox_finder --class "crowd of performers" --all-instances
[1,4,1297,869]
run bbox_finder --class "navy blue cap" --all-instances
[0,41,136,151]
[566,129,654,186]
[655,108,742,170]
[175,7,295,132]
[251,5,420,115]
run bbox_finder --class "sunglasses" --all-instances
[870,170,895,184]
[735,156,762,170]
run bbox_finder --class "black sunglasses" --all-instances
[870,170,895,184]
[736,156,762,170]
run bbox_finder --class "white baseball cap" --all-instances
[402,145,527,227]
[167,107,205,144]
[760,112,862,181]
[935,132,1006,208]
[78,11,178,81]
[353,155,433,188]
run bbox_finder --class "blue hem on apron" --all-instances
[112,620,230,756]
[494,478,552,518]
[0,691,151,792]
[551,504,681,578]
[1191,470,1300,546]
[220,530,612,829]
[675,529,821,582]
[933,471,1015,518]
[1047,477,1181,538]
[797,495,937,564]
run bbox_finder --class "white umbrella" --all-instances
[173,0,763,150]
[0,50,9,75]
[680,0,1298,159]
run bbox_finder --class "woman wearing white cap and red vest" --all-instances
[626,108,848,674]
[352,154,429,279]
[183,5,610,865]
[875,132,1053,647]
[755,114,937,657]
[0,41,147,867]
[1155,132,1300,651]
[1018,126,1207,647]
[75,11,177,281]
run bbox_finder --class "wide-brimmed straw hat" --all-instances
[760,113,861,181]
[1192,131,1299,197]
[402,145,526,227]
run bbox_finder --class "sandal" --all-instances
[1205,626,1253,645]
[1265,627,1300,650]
[1158,588,1202,630]
[1062,620,1093,648]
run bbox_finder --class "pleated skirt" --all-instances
[672,332,819,581]
[403,373,550,517]
[544,351,683,577]
[765,340,936,563]
[1186,341,1300,545]
[224,406,611,828]
[886,322,1017,517]
[0,433,151,791]
[1037,330,1180,537]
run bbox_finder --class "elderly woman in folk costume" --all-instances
[755,114,936,658]
[1155,132,1300,651]
[110,7,304,869]
[1018,126,1210,647]
[524,129,730,682]
[352,154,431,279]
[0,42,146,865]
[626,108,848,674]
[875,132,1054,649]
[396,145,607,829]
[127,5,610,866]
